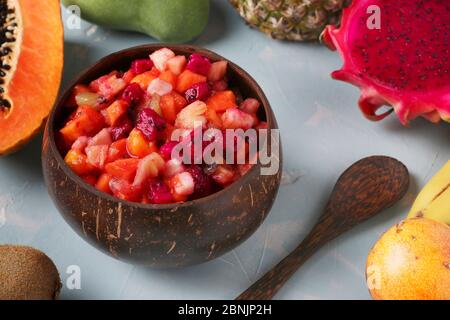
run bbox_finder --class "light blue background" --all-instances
[0,1,448,299]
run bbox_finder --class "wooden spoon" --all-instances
[237,156,410,300]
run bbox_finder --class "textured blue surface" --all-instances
[0,1,448,300]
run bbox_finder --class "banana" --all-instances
[408,160,450,226]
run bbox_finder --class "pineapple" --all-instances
[229,0,351,41]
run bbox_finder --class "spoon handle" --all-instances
[236,224,334,300]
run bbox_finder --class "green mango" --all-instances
[62,0,210,42]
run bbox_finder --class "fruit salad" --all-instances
[58,48,266,204]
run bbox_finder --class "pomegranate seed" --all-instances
[186,53,211,76]
[185,165,212,198]
[160,141,179,160]
[111,116,133,141]
[185,82,211,103]
[136,108,167,141]
[122,83,144,104]
[131,59,153,74]
[148,179,173,204]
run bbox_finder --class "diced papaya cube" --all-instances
[105,158,140,182]
[96,173,113,194]
[60,105,106,144]
[104,99,130,126]
[160,92,186,124]
[205,108,223,129]
[131,70,158,90]
[65,149,96,176]
[206,91,237,112]
[127,128,159,158]
[122,70,136,84]
[159,70,178,88]
[107,139,128,163]
[176,70,207,94]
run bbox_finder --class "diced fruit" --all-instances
[65,149,95,176]
[82,175,98,186]
[122,70,136,84]
[211,80,228,91]
[149,94,162,116]
[86,145,109,169]
[96,173,112,194]
[104,99,130,126]
[75,92,101,109]
[71,136,89,152]
[175,101,207,129]
[185,165,212,198]
[205,108,223,129]
[147,78,173,96]
[105,158,140,182]
[127,128,158,158]
[121,83,144,105]
[159,70,178,88]
[170,172,195,197]
[90,72,127,100]
[61,48,264,205]
[88,128,112,147]
[206,91,237,112]
[136,108,167,141]
[167,55,187,75]
[159,141,179,160]
[131,70,159,90]
[176,70,207,93]
[211,165,236,185]
[163,158,185,178]
[160,92,187,124]
[159,123,176,143]
[131,59,153,75]
[239,98,260,114]
[221,108,255,129]
[185,82,211,103]
[67,84,91,107]
[110,116,133,141]
[186,53,211,76]
[207,61,228,81]
[147,179,173,204]
[109,178,142,202]
[133,152,165,186]
[150,48,175,72]
[60,105,106,144]
[107,139,128,163]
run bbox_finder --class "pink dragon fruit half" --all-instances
[322,0,449,125]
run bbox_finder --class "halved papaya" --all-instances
[0,0,63,155]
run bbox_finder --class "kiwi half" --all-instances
[0,245,61,300]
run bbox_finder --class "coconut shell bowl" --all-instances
[42,44,282,268]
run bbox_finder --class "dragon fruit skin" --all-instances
[322,0,450,125]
